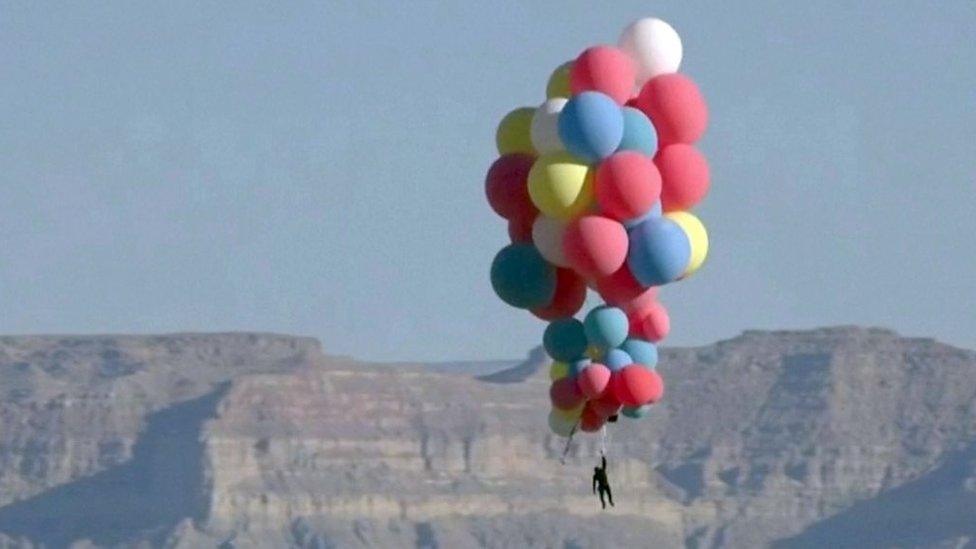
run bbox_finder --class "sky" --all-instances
[1,1,974,362]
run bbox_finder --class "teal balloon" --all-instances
[544,319,588,362]
[621,338,658,368]
[627,216,691,287]
[558,91,624,163]
[622,404,652,419]
[583,305,629,349]
[568,358,592,377]
[490,244,556,309]
[603,349,633,372]
[618,107,658,156]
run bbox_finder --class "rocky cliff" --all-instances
[0,328,974,548]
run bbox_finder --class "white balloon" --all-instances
[530,98,567,154]
[532,215,571,268]
[618,18,683,85]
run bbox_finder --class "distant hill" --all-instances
[0,327,974,548]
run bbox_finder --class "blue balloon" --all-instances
[627,217,691,287]
[543,319,588,362]
[568,358,592,377]
[490,244,556,309]
[583,305,629,349]
[558,92,624,163]
[623,200,663,229]
[620,338,658,368]
[603,348,633,372]
[622,404,652,419]
[618,107,658,156]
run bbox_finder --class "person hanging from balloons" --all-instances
[592,455,614,509]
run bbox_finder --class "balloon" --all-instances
[543,318,588,362]
[577,363,612,399]
[550,376,585,410]
[632,301,670,342]
[558,92,624,163]
[490,244,557,309]
[546,61,573,99]
[623,200,663,229]
[579,404,606,432]
[595,265,657,307]
[569,46,636,105]
[530,98,567,154]
[665,211,708,278]
[618,17,683,85]
[585,345,604,362]
[496,107,537,155]
[656,144,710,212]
[568,358,591,377]
[507,215,535,243]
[613,365,664,406]
[622,404,652,419]
[553,401,585,423]
[531,268,586,320]
[527,152,593,220]
[590,390,622,418]
[595,151,662,222]
[603,348,633,372]
[636,73,707,145]
[627,216,691,286]
[485,154,537,222]
[549,361,570,381]
[531,216,570,267]
[620,338,658,368]
[563,215,629,279]
[548,409,576,436]
[583,305,629,349]
[619,107,658,156]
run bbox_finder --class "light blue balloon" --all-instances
[543,319,588,363]
[603,349,633,372]
[622,404,652,419]
[621,338,658,368]
[623,200,663,229]
[618,107,658,156]
[558,92,624,163]
[627,217,691,287]
[568,358,592,377]
[583,305,629,349]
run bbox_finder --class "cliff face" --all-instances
[0,328,975,548]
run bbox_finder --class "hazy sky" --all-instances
[1,2,974,361]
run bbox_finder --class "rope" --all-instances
[559,422,578,464]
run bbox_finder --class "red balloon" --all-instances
[507,215,535,243]
[596,265,650,306]
[590,389,623,418]
[532,268,586,321]
[656,144,710,212]
[550,377,585,410]
[563,215,629,279]
[579,403,606,432]
[576,363,611,399]
[570,46,636,105]
[629,300,670,342]
[636,74,708,145]
[596,151,662,222]
[485,154,538,222]
[613,365,664,407]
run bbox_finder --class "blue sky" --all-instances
[1,2,974,361]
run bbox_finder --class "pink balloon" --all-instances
[630,301,670,342]
[596,151,662,222]
[577,363,612,399]
[532,268,586,321]
[485,154,538,222]
[590,389,623,418]
[507,215,535,243]
[636,73,708,145]
[596,265,651,306]
[580,403,606,432]
[613,365,664,407]
[563,215,629,279]
[570,46,636,105]
[655,144,711,212]
[550,377,585,410]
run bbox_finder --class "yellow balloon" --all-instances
[553,401,585,422]
[585,344,604,361]
[546,61,573,99]
[549,361,569,381]
[528,153,593,220]
[665,211,709,277]
[496,107,537,155]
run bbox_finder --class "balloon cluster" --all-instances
[486,18,710,437]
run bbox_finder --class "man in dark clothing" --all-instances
[592,456,614,509]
